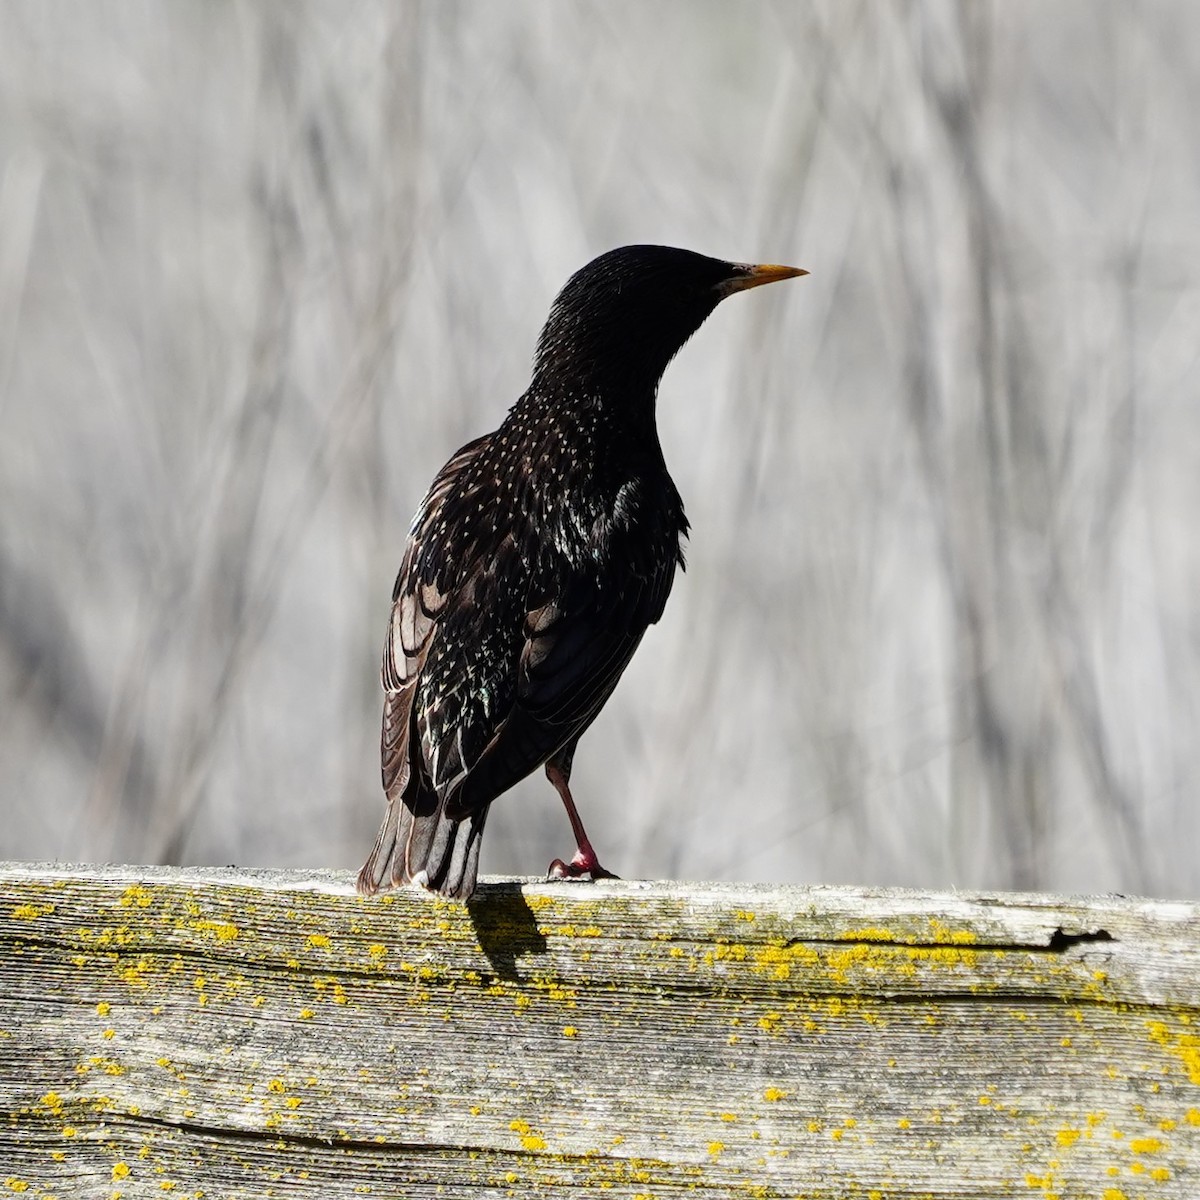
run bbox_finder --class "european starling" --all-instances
[357,245,805,900]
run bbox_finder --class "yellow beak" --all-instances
[715,261,811,296]
[722,262,809,294]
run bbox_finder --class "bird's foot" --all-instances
[546,846,619,882]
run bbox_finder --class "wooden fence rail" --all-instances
[1,862,1198,1198]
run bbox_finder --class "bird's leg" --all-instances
[544,760,619,881]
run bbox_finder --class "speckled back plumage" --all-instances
[357,246,804,899]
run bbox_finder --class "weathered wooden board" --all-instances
[0,862,1197,1199]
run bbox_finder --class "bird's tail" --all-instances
[356,784,487,901]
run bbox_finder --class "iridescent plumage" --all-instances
[358,246,805,898]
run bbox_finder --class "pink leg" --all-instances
[544,761,619,881]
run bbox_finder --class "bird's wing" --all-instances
[441,552,678,819]
[518,572,662,729]
[380,436,488,800]
[387,443,681,821]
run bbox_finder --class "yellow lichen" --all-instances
[927,919,977,945]
[1129,1137,1164,1154]
[509,1118,546,1152]
[708,941,747,965]
[906,943,978,970]
[550,924,602,938]
[752,941,819,980]
[119,959,152,988]
[1145,1019,1200,1085]
[10,903,54,920]
[191,919,239,942]
[841,926,896,942]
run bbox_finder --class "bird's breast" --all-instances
[489,396,688,583]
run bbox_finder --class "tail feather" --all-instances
[362,674,487,899]
[357,785,488,900]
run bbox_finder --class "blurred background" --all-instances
[2,2,1197,898]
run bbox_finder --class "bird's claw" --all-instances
[546,852,620,882]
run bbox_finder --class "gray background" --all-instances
[2,2,1197,897]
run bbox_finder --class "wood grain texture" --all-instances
[1,862,1197,1199]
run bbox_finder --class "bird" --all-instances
[357,244,806,900]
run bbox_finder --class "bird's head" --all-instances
[532,244,806,396]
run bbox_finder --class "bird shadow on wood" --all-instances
[466,882,548,982]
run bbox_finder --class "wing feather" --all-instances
[443,553,676,818]
[380,427,683,833]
